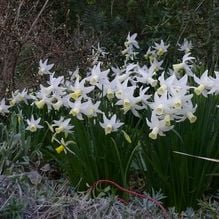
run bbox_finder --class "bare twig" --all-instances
[25,0,50,41]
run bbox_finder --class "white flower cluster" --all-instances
[1,34,219,141]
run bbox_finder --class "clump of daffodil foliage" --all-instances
[0,33,219,211]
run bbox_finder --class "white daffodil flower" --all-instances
[115,81,143,117]
[150,58,163,72]
[101,78,116,100]
[86,62,110,89]
[35,87,53,110]
[149,92,171,116]
[38,59,54,75]
[52,95,64,111]
[82,100,102,118]
[99,114,124,135]
[174,101,197,123]
[9,89,31,106]
[136,65,157,87]
[169,88,193,111]
[137,87,151,107]
[157,73,189,96]
[146,112,174,140]
[26,115,43,132]
[68,77,94,100]
[114,78,135,99]
[208,71,219,95]
[186,112,197,123]
[47,73,66,96]
[193,70,214,97]
[68,97,85,120]
[157,73,177,95]
[153,40,169,56]
[52,117,74,135]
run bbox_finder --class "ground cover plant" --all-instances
[0,33,219,215]
[1,171,219,218]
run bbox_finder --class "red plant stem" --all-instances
[90,179,168,219]
[116,197,129,205]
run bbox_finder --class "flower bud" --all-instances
[55,145,65,154]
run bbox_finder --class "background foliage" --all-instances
[1,0,219,95]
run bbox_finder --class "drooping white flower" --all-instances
[101,79,116,100]
[99,114,124,135]
[0,98,10,115]
[144,47,156,61]
[117,63,137,83]
[92,43,108,58]
[122,33,139,61]
[178,39,193,53]
[26,115,43,132]
[172,53,195,76]
[114,78,135,99]
[67,67,80,82]
[124,32,139,50]
[38,59,54,75]
[91,43,108,65]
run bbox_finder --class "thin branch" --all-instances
[13,0,25,27]
[25,0,50,41]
